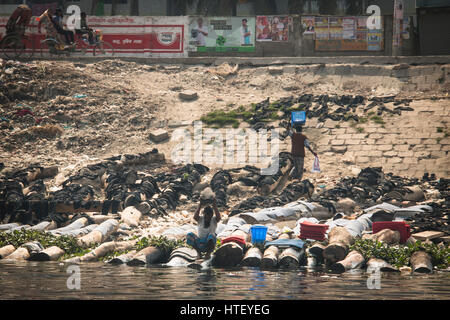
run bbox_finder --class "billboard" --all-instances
[256,16,290,41]
[188,16,255,52]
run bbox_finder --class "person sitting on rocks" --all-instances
[288,123,317,180]
[186,196,221,260]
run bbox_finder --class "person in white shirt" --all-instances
[194,17,208,46]
[186,197,221,259]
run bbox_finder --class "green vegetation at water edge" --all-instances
[0,228,85,256]
[350,239,450,269]
[134,235,185,253]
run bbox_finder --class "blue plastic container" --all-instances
[291,111,306,126]
[250,225,268,244]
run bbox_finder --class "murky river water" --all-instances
[0,261,449,300]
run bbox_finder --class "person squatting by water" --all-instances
[186,196,221,260]
[288,123,317,180]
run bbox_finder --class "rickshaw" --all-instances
[0,5,35,59]
[38,10,114,58]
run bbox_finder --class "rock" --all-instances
[268,67,283,75]
[107,250,137,265]
[371,229,401,244]
[330,250,365,273]
[29,246,65,261]
[0,245,16,259]
[241,247,262,267]
[3,247,29,261]
[399,266,412,274]
[323,226,354,264]
[227,181,245,196]
[261,245,279,268]
[336,198,356,214]
[127,246,165,266]
[193,181,209,193]
[178,90,198,101]
[278,247,305,269]
[120,206,142,228]
[22,241,44,255]
[410,251,433,273]
[149,129,169,143]
[366,258,399,272]
[331,146,347,154]
[211,242,243,268]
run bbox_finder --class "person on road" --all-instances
[75,12,94,45]
[53,8,75,45]
[5,4,32,37]
[186,197,221,260]
[288,123,317,180]
[37,9,64,47]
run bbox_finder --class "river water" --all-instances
[0,261,449,300]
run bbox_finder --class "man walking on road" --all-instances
[288,123,317,180]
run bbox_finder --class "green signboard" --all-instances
[188,16,255,52]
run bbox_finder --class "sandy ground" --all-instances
[1,59,448,189]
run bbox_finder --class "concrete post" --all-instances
[392,0,403,56]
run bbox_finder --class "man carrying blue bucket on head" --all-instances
[187,188,221,260]
[288,111,318,180]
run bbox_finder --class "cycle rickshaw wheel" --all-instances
[93,41,114,57]
[1,35,24,59]
[40,38,59,58]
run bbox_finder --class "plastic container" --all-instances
[372,221,411,244]
[299,221,329,241]
[250,225,268,244]
[291,111,306,126]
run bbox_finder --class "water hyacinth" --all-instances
[0,228,84,256]
[350,239,450,269]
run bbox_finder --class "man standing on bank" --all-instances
[187,194,221,260]
[288,123,317,180]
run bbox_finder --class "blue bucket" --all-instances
[291,111,306,126]
[250,225,268,244]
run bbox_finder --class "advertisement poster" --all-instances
[402,16,410,39]
[367,29,383,51]
[315,17,329,40]
[256,16,289,41]
[329,17,343,40]
[301,16,315,34]
[188,16,255,52]
[149,25,184,53]
[342,17,355,40]
[355,17,368,41]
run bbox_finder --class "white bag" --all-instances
[312,156,321,173]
